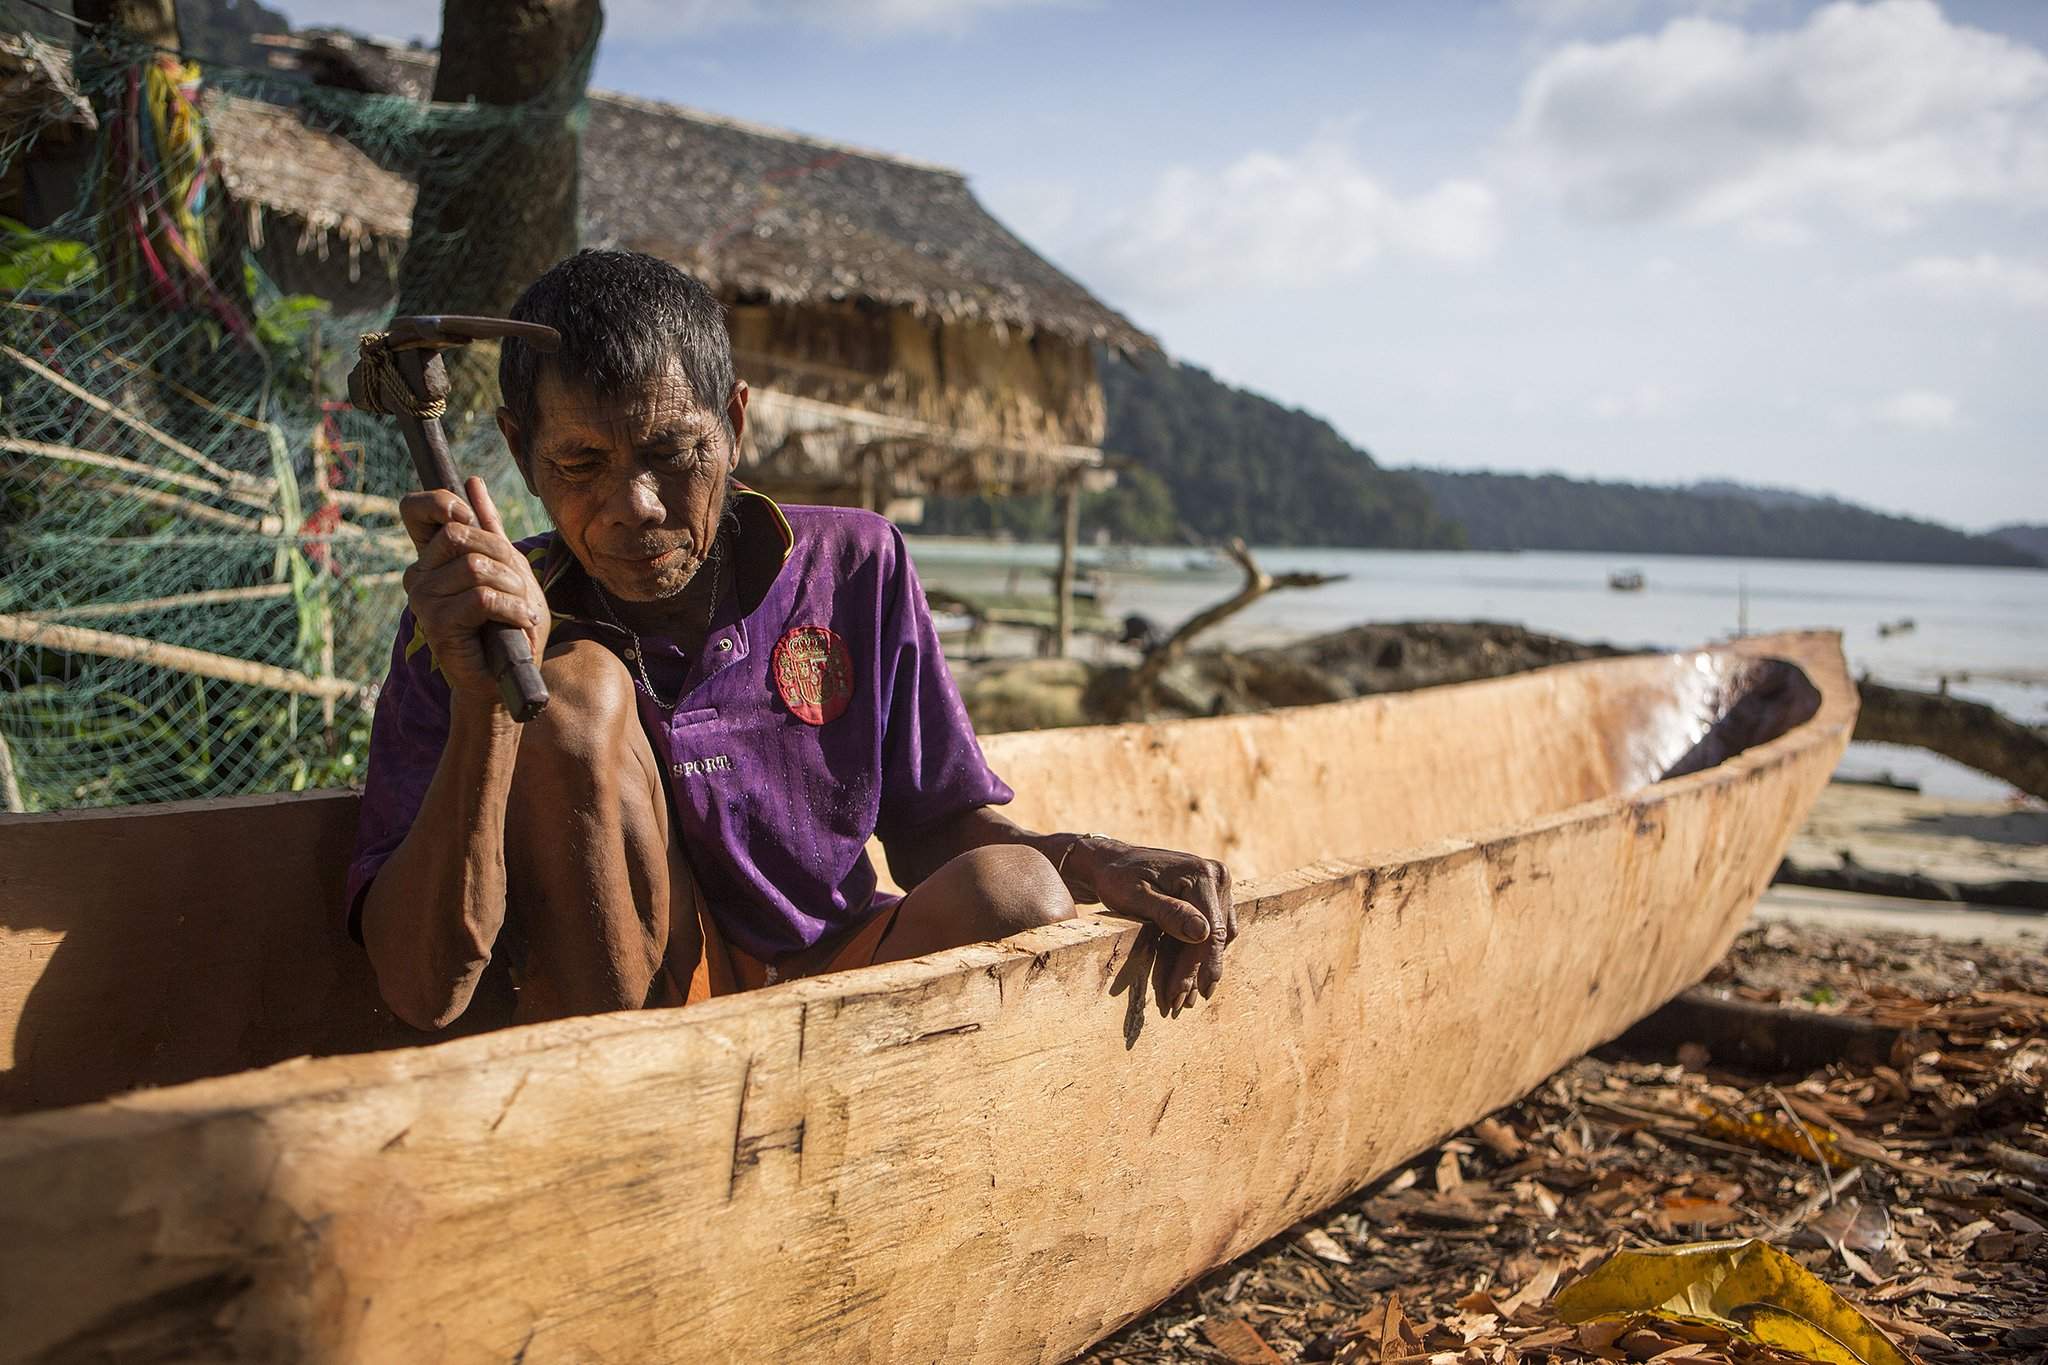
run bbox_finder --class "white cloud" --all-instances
[1511,0,2048,233]
[1070,136,1502,306]
[1589,383,1673,419]
[1893,253,2048,308]
[1872,388,1959,429]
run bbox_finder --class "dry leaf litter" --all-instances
[1081,922,2048,1365]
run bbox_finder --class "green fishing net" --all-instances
[1,14,587,809]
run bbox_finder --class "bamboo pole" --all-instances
[310,329,338,733]
[325,487,404,520]
[0,343,257,490]
[1,436,225,500]
[16,573,405,623]
[0,614,367,702]
[15,466,397,546]
[18,467,284,536]
[96,348,277,434]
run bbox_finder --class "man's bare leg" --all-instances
[871,845,1076,964]
[503,640,692,1022]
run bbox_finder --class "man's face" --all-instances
[501,357,747,604]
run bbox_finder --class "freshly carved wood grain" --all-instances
[0,634,1853,1363]
[0,792,509,1114]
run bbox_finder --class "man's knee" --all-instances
[948,845,1077,936]
[523,640,641,773]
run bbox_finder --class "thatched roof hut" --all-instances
[202,93,415,309]
[0,32,97,235]
[0,34,412,311]
[261,31,1154,511]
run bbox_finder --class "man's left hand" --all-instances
[1066,836,1236,1014]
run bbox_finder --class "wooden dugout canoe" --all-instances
[0,631,1852,1363]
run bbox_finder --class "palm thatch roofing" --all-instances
[203,92,415,248]
[270,31,1153,353]
[0,32,95,142]
[580,95,1148,351]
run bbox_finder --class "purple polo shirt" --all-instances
[344,489,1013,962]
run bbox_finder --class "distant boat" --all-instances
[1609,569,1646,592]
[1877,617,1916,638]
[1183,548,1229,573]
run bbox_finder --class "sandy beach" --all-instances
[1786,783,2048,900]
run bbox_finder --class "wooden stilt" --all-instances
[309,330,338,734]
[0,729,23,813]
[858,450,881,514]
[1054,473,1081,659]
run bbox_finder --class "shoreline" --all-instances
[1778,781,2048,909]
[906,534,2048,574]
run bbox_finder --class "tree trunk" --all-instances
[1053,475,1080,659]
[395,0,601,329]
[74,0,181,50]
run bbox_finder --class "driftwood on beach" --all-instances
[1853,679,2048,802]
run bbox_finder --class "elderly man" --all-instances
[348,250,1236,1030]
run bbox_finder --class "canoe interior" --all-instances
[0,634,1853,1364]
[0,639,1821,1115]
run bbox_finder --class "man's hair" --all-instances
[500,248,737,446]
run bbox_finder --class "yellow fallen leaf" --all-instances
[1696,1100,1857,1172]
[1743,1303,1893,1363]
[1551,1239,1912,1365]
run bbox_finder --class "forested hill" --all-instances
[1412,470,2040,567]
[1991,524,2048,562]
[917,356,1463,548]
[1095,355,1463,548]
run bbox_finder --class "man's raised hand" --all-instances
[398,477,549,709]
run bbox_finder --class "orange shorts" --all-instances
[673,892,901,1004]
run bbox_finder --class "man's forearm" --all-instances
[887,806,1099,901]
[360,705,522,1029]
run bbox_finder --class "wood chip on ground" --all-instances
[1082,923,2048,1364]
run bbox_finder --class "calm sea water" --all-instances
[905,540,2048,801]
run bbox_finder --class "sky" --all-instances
[261,0,2048,531]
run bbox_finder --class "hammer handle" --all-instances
[389,362,549,722]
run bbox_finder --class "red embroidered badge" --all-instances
[771,625,853,725]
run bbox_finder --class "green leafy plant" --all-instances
[0,217,98,292]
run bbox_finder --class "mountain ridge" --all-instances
[1411,468,2038,568]
[1990,524,2048,562]
[924,359,2036,568]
